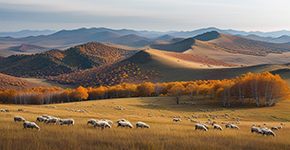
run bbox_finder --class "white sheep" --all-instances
[201,123,209,129]
[225,123,239,130]
[136,122,150,129]
[101,119,114,125]
[36,116,47,122]
[213,124,223,130]
[230,124,240,130]
[14,116,25,122]
[1,109,5,112]
[94,121,111,129]
[23,121,40,131]
[117,120,133,128]
[18,108,25,111]
[261,128,276,137]
[59,119,74,126]
[173,118,181,122]
[46,117,60,124]
[271,126,279,130]
[87,119,97,125]
[251,127,262,134]
[195,124,208,131]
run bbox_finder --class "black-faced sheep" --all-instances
[36,116,47,122]
[195,124,208,131]
[251,127,262,133]
[213,124,223,130]
[18,108,25,111]
[136,122,150,129]
[46,117,60,124]
[59,119,74,126]
[23,121,40,131]
[225,123,239,130]
[173,118,181,122]
[271,126,279,130]
[14,116,25,122]
[94,121,111,129]
[87,119,97,125]
[1,109,5,112]
[117,120,133,128]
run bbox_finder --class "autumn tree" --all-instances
[169,82,184,104]
[71,86,88,101]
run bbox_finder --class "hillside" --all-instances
[0,73,42,90]
[152,31,290,56]
[0,42,136,77]
[46,48,290,87]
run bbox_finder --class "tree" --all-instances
[185,83,198,100]
[72,86,88,101]
[136,82,155,97]
[169,82,184,104]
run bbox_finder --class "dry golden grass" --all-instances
[0,96,289,150]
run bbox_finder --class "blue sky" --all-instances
[0,0,289,32]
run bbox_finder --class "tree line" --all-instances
[0,72,289,107]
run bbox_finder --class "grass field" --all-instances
[0,96,289,150]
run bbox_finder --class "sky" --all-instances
[0,0,290,32]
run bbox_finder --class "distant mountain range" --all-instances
[2,27,290,57]
[0,30,56,38]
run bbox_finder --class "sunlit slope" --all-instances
[128,49,290,82]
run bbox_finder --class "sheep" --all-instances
[87,119,98,125]
[281,123,285,126]
[271,126,279,130]
[277,126,283,129]
[94,121,111,129]
[230,124,240,130]
[195,124,208,131]
[136,122,150,129]
[225,123,239,130]
[1,109,5,112]
[101,119,114,125]
[46,117,60,124]
[201,123,209,129]
[18,108,25,111]
[251,127,262,133]
[14,116,25,122]
[173,118,181,122]
[213,124,223,130]
[23,121,40,131]
[59,119,74,126]
[117,120,133,128]
[36,116,47,122]
[261,128,276,137]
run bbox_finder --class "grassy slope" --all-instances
[0,96,289,150]
[131,49,290,82]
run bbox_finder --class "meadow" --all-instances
[0,96,289,150]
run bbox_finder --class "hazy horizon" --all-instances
[0,0,290,32]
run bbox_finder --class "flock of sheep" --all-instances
[13,114,150,131]
[5,107,286,138]
[172,116,284,137]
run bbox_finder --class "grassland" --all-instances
[0,96,289,150]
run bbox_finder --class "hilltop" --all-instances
[0,42,136,77]
[151,31,290,56]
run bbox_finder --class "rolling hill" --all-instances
[46,47,290,87]
[152,31,290,56]
[0,73,42,90]
[0,42,137,77]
